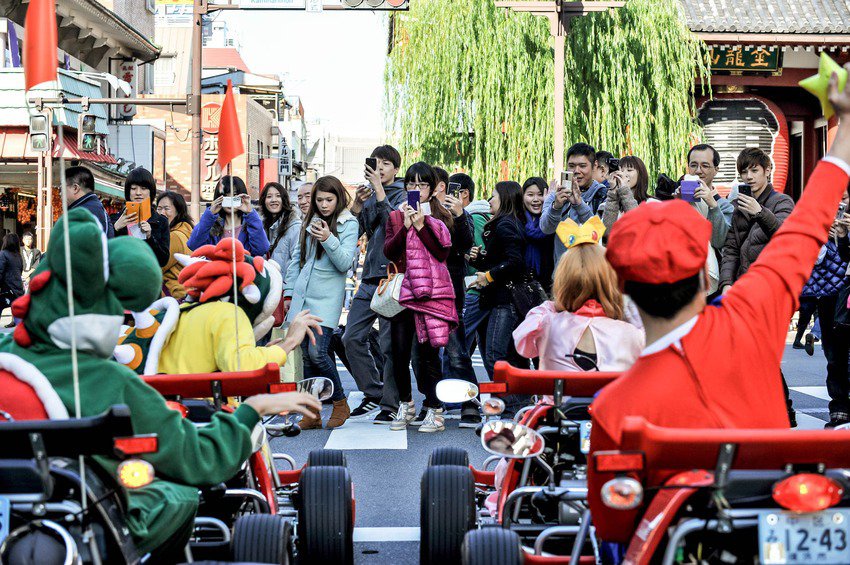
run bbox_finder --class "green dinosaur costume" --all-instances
[0,209,261,556]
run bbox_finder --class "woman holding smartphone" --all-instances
[383,162,457,433]
[284,176,359,430]
[187,176,270,257]
[601,156,656,233]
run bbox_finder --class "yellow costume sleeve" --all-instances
[208,303,287,372]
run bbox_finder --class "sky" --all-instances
[225,6,390,137]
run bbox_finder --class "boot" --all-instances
[298,412,323,430]
[326,399,351,429]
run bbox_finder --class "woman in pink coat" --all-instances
[383,162,458,433]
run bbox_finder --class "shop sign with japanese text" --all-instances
[710,46,781,73]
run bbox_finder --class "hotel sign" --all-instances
[709,46,781,73]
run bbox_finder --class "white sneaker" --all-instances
[389,401,416,431]
[418,408,446,433]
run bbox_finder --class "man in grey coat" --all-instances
[343,145,408,423]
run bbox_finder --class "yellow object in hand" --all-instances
[800,52,849,120]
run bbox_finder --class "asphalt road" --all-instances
[269,341,834,564]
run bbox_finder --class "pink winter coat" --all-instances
[384,211,458,347]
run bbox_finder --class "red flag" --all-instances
[24,0,58,91]
[217,80,244,170]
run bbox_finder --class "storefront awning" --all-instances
[94,179,124,199]
[0,127,117,164]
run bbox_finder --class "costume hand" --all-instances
[695,181,717,209]
[245,392,321,419]
[828,63,850,120]
[309,219,331,242]
[210,196,224,215]
[402,204,415,229]
[238,194,253,214]
[444,194,464,217]
[737,194,762,216]
[278,310,323,351]
[139,221,152,236]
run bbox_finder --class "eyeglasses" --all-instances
[689,163,715,171]
[406,182,430,191]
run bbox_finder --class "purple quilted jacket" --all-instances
[386,212,458,347]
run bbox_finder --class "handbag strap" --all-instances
[376,262,399,296]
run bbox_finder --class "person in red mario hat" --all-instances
[588,69,850,547]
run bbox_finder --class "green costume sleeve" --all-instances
[123,375,260,487]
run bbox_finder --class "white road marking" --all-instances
[790,386,830,401]
[354,527,420,542]
[325,391,408,450]
[795,412,826,430]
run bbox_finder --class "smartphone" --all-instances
[407,190,420,210]
[738,183,752,198]
[448,182,461,196]
[464,275,479,291]
[838,202,847,220]
[560,170,574,189]
[310,216,323,228]
[221,196,240,209]
[365,157,377,171]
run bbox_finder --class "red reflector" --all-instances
[772,474,843,512]
[594,451,645,473]
[480,382,507,394]
[165,401,188,418]
[270,383,296,393]
[114,435,159,456]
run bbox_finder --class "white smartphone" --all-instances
[420,202,432,216]
[560,170,574,189]
[221,196,240,209]
[464,275,479,291]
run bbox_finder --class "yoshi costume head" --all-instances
[12,208,161,357]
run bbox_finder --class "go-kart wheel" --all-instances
[461,528,522,565]
[307,449,347,467]
[429,446,469,467]
[231,514,292,564]
[420,465,476,565]
[298,466,354,565]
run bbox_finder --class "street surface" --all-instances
[271,342,832,564]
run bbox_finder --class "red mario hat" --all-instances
[605,200,712,285]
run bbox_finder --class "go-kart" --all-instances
[143,363,355,564]
[420,360,620,565]
[588,417,850,565]
[0,405,159,564]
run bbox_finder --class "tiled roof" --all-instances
[680,0,850,34]
[203,48,251,73]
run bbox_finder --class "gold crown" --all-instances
[556,216,606,248]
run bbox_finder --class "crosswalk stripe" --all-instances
[795,412,826,430]
[323,392,408,450]
[790,386,830,401]
[353,527,420,542]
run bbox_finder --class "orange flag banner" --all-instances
[24,0,58,91]
[217,79,245,170]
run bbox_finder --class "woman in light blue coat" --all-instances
[285,176,358,429]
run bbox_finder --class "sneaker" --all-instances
[390,402,416,431]
[412,407,444,426]
[418,408,446,433]
[373,410,395,425]
[459,410,482,429]
[350,397,381,419]
[805,333,815,356]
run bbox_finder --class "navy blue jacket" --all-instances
[802,239,848,298]
[69,192,114,238]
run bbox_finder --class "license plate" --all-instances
[759,510,850,564]
[0,496,8,543]
[579,421,591,454]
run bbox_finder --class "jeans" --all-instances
[390,309,442,408]
[330,325,384,375]
[301,325,345,402]
[341,282,400,412]
[463,292,490,359]
[484,303,530,414]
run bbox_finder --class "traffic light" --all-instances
[342,0,409,9]
[29,113,50,153]
[78,113,97,152]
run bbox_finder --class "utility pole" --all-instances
[495,1,623,177]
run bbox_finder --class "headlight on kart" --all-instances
[482,397,505,416]
[118,459,155,489]
[601,477,643,510]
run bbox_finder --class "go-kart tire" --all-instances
[420,465,476,565]
[429,446,469,467]
[231,514,292,564]
[298,466,354,565]
[461,528,522,565]
[307,449,347,467]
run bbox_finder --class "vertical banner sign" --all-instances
[201,102,222,201]
[118,61,137,119]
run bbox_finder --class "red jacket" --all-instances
[588,159,850,543]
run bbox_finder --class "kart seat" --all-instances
[491,361,620,396]
[0,352,69,421]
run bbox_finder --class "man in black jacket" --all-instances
[65,166,114,238]
[110,167,171,267]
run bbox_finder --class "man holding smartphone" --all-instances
[344,145,408,423]
[540,142,608,264]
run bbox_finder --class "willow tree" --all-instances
[385,0,710,195]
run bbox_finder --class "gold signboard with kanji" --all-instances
[709,46,781,73]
